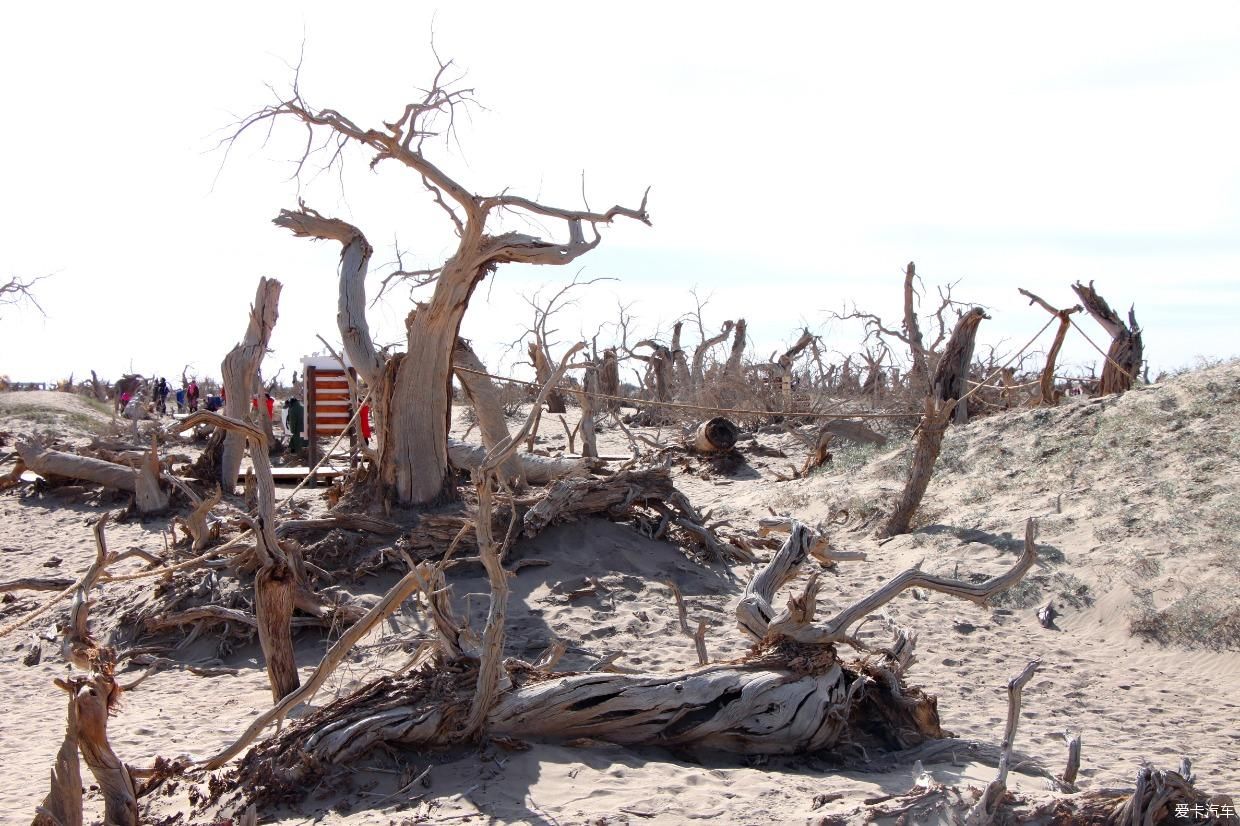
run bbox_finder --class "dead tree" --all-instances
[1071,280,1143,395]
[1018,288,1081,405]
[882,308,988,536]
[880,394,954,537]
[931,307,988,425]
[775,328,816,406]
[598,348,621,410]
[176,412,299,701]
[255,61,649,506]
[902,262,931,390]
[0,273,49,318]
[669,320,691,389]
[724,318,747,378]
[32,686,82,826]
[691,320,734,389]
[215,520,1037,801]
[574,365,601,459]
[632,340,675,403]
[834,268,970,396]
[453,339,524,486]
[220,278,282,492]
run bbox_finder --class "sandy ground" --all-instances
[1,365,1237,824]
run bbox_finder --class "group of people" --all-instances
[115,376,375,459]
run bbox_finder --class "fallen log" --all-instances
[15,440,167,514]
[522,467,749,561]
[217,520,1039,802]
[447,438,587,484]
[0,577,74,593]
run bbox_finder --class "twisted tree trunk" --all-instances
[931,307,987,425]
[881,395,953,537]
[903,262,930,393]
[724,318,747,378]
[1071,280,1142,395]
[220,278,282,492]
[692,320,734,389]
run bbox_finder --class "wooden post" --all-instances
[305,364,318,485]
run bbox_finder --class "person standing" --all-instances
[285,396,305,454]
[186,380,200,412]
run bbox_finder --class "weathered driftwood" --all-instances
[1071,280,1143,395]
[0,577,74,593]
[173,486,222,553]
[201,559,432,770]
[931,307,987,424]
[1062,731,1082,786]
[1027,764,1233,825]
[965,660,1040,825]
[446,438,586,484]
[221,520,1037,801]
[15,440,167,513]
[70,674,137,826]
[522,467,748,561]
[275,513,401,539]
[736,522,817,640]
[63,515,117,671]
[221,277,282,492]
[881,394,954,537]
[800,429,833,476]
[32,688,82,826]
[688,417,739,454]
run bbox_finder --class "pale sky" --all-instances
[2,1,1238,385]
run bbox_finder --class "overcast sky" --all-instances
[2,1,1237,385]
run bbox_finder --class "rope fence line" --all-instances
[1068,317,1137,381]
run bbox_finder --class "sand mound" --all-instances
[0,390,113,444]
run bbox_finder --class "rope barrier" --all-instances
[1069,317,1138,381]
[954,315,1058,408]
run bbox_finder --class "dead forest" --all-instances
[2,63,1236,826]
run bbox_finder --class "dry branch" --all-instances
[965,660,1040,825]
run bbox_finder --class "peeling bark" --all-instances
[221,278,282,492]
[930,307,987,425]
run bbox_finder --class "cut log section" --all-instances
[688,417,739,454]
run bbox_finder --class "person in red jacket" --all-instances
[359,402,372,444]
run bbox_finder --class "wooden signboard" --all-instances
[307,367,351,437]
